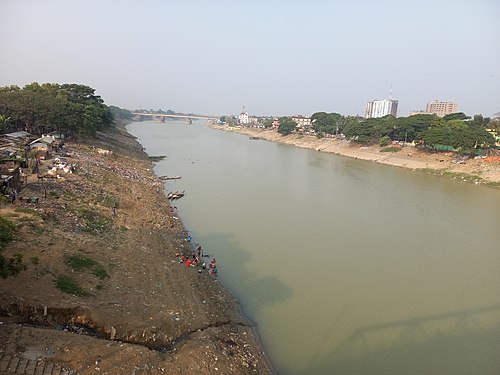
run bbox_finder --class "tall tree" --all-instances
[0,83,114,136]
[277,117,297,135]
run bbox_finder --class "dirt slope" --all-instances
[0,125,272,374]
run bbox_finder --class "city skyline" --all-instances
[1,1,499,117]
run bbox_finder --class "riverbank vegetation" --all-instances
[0,83,123,136]
[309,111,499,155]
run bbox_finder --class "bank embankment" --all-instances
[0,124,273,374]
[210,125,500,186]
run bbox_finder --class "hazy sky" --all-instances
[1,0,499,117]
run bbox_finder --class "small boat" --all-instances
[167,190,185,200]
[160,175,182,180]
[249,136,261,140]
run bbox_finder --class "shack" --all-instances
[0,162,22,201]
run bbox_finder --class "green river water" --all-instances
[128,120,500,375]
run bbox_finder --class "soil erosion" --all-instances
[0,125,272,374]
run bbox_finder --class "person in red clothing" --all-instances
[186,259,191,267]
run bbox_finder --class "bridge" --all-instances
[132,112,219,124]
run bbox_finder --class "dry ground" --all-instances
[0,126,272,374]
[215,125,500,185]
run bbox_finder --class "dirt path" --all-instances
[0,125,272,374]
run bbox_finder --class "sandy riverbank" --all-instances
[0,124,273,374]
[210,124,500,185]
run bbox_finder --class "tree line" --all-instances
[0,83,119,137]
[277,111,499,154]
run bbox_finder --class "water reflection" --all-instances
[128,121,500,375]
[189,231,293,316]
[302,304,500,375]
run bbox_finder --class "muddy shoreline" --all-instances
[209,124,500,186]
[0,123,273,374]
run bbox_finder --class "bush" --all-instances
[0,217,15,250]
[380,146,401,153]
[0,218,25,278]
[379,136,391,147]
[0,253,26,279]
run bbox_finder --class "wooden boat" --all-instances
[167,190,185,200]
[160,175,182,180]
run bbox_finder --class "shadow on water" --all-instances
[298,304,500,375]
[194,231,294,317]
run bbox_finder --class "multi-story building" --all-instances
[365,99,399,118]
[425,101,458,117]
[238,110,249,125]
[291,115,312,128]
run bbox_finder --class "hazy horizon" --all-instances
[1,0,499,117]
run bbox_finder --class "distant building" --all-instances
[365,99,399,118]
[425,101,458,117]
[272,118,279,129]
[238,111,249,125]
[291,115,312,128]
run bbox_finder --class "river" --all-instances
[127,120,500,375]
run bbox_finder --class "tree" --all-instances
[109,106,132,121]
[442,112,469,121]
[419,120,495,154]
[0,114,11,134]
[469,114,491,128]
[277,117,296,135]
[0,82,114,136]
[311,112,343,135]
[219,115,235,125]
[263,118,273,128]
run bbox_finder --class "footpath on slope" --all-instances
[0,124,273,374]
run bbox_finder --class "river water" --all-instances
[128,120,500,375]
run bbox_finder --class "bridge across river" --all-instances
[132,112,219,123]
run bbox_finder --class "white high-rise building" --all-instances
[238,106,249,125]
[365,99,399,118]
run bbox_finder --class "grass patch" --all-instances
[66,255,109,279]
[27,222,45,234]
[0,194,23,279]
[14,208,38,215]
[77,209,111,233]
[417,168,498,187]
[380,146,401,153]
[48,191,59,199]
[63,190,77,200]
[0,217,15,251]
[149,155,166,162]
[484,181,500,188]
[30,256,39,265]
[119,226,128,232]
[95,194,119,208]
[54,275,89,296]
[3,212,19,218]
